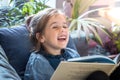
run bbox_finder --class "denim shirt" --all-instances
[24,48,80,80]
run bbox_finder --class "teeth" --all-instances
[58,35,66,38]
[58,36,66,39]
[58,35,67,40]
[59,36,66,38]
[58,37,66,40]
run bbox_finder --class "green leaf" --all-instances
[69,19,77,31]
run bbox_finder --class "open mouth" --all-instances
[57,35,67,41]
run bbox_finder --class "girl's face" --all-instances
[39,14,69,55]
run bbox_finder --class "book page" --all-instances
[50,61,116,80]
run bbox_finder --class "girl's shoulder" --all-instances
[25,52,54,80]
[27,52,54,70]
[65,48,80,58]
[28,52,48,63]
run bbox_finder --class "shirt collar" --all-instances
[37,48,66,58]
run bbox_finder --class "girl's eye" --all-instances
[51,25,68,29]
[52,26,59,29]
[63,25,68,28]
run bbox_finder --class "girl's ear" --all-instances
[36,33,45,43]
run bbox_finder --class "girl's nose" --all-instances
[61,26,67,32]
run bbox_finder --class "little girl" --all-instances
[24,8,120,80]
[24,8,80,80]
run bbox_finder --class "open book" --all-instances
[50,54,120,80]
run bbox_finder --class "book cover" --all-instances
[67,55,116,64]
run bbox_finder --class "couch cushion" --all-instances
[0,45,21,80]
[0,25,32,79]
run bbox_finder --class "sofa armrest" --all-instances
[0,45,21,80]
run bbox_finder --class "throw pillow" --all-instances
[0,25,32,79]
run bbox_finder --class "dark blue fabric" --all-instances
[40,49,73,70]
[0,25,32,79]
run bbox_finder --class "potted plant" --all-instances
[63,0,112,56]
